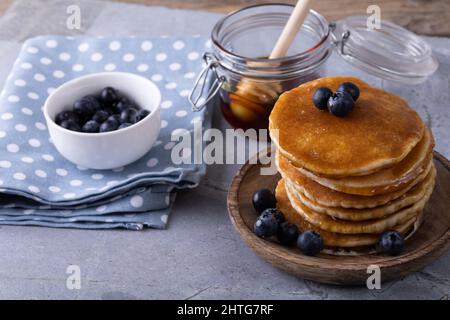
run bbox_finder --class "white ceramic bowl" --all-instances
[44,72,161,170]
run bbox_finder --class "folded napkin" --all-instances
[0,35,211,229]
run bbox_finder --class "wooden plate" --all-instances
[227,150,450,285]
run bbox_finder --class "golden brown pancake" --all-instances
[284,168,434,234]
[292,167,435,221]
[276,151,432,209]
[269,76,425,176]
[296,128,434,195]
[276,179,418,249]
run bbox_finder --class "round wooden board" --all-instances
[227,150,450,285]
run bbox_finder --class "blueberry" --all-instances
[100,87,119,104]
[55,110,79,125]
[82,120,100,133]
[136,109,150,121]
[277,222,299,246]
[73,96,99,120]
[252,189,277,213]
[115,100,132,113]
[313,87,333,110]
[60,119,81,132]
[120,108,138,124]
[327,91,355,117]
[261,208,285,224]
[118,123,132,130]
[99,119,119,132]
[337,82,360,101]
[108,114,121,123]
[379,231,405,255]
[254,211,279,238]
[297,231,323,256]
[102,106,115,115]
[92,110,109,124]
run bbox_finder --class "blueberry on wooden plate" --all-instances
[254,210,280,238]
[297,231,323,256]
[252,188,277,213]
[337,82,360,101]
[379,230,405,255]
[313,87,333,110]
[277,222,299,246]
[327,91,354,117]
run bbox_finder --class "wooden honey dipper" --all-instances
[230,0,315,124]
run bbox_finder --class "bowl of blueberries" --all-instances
[44,72,161,170]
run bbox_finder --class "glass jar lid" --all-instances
[331,16,438,84]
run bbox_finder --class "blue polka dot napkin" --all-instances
[0,35,212,229]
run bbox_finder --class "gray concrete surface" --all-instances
[0,0,448,299]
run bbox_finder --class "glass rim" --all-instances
[211,3,331,65]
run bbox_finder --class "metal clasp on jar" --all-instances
[188,52,225,112]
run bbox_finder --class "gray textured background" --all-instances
[0,0,448,299]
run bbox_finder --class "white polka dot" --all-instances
[179,90,190,97]
[8,95,20,103]
[70,179,83,187]
[91,52,103,62]
[27,92,39,100]
[14,123,27,132]
[0,131,5,138]
[169,63,181,71]
[1,113,13,120]
[78,43,89,52]
[161,120,168,128]
[91,174,104,180]
[35,169,47,178]
[96,205,107,212]
[20,62,32,69]
[151,74,163,82]
[109,41,121,51]
[161,100,173,109]
[42,154,54,162]
[173,40,185,50]
[161,214,168,224]
[14,79,26,87]
[165,82,177,89]
[123,53,135,62]
[29,139,41,147]
[146,158,158,167]
[137,64,149,72]
[35,122,46,130]
[130,195,144,208]
[53,70,65,78]
[63,193,76,199]
[104,63,116,71]
[21,107,33,115]
[188,51,200,60]
[175,110,187,117]
[7,144,19,153]
[46,39,58,48]
[59,52,71,61]
[0,160,11,168]
[155,53,167,61]
[141,41,153,51]
[40,57,52,65]
[184,72,196,79]
[164,142,175,150]
[28,186,40,193]
[49,186,61,193]
[73,64,84,72]
[27,46,39,54]
[21,157,34,163]
[13,172,26,180]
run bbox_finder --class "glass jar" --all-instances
[189,3,438,130]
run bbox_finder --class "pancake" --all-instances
[284,167,435,234]
[296,128,434,196]
[276,151,432,209]
[269,76,425,177]
[276,179,419,249]
[292,167,436,221]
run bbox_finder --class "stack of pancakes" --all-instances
[269,77,436,253]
